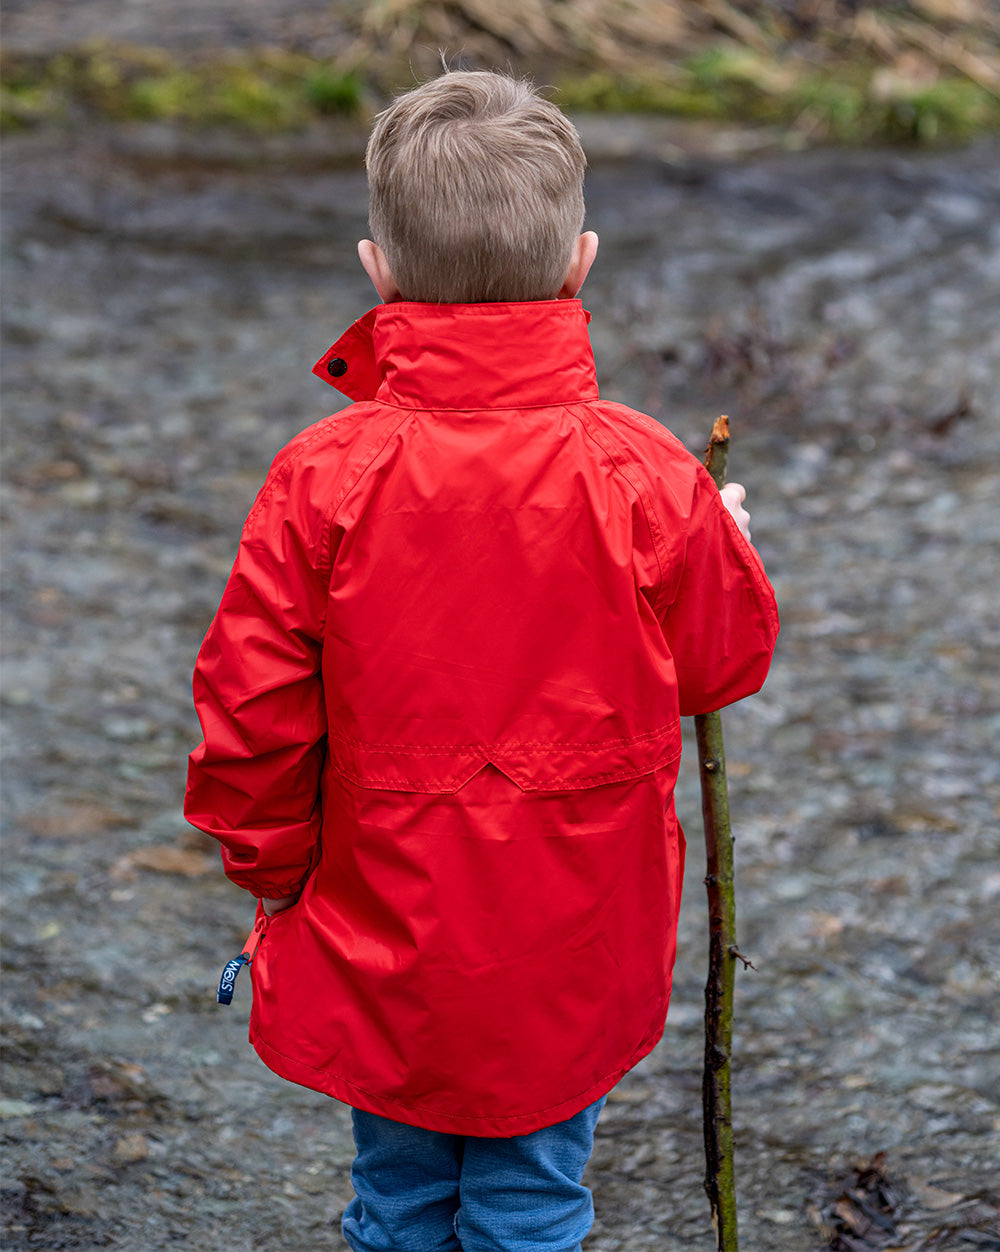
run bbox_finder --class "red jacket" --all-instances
[185,299,778,1135]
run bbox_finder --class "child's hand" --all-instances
[720,482,752,542]
[261,894,299,916]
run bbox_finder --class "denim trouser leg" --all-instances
[342,1111,464,1252]
[457,1096,606,1252]
[342,1097,606,1252]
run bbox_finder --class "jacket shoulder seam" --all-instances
[575,408,669,607]
[243,406,410,589]
[325,406,412,517]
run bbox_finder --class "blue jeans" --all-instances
[342,1097,607,1252]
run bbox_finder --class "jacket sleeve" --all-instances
[655,462,779,717]
[184,453,331,898]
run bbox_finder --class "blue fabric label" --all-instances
[217,953,250,1005]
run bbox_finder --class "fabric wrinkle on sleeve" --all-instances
[184,447,332,898]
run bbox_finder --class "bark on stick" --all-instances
[697,414,740,1252]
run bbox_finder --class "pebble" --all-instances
[113,1133,151,1164]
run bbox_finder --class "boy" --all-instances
[186,70,778,1252]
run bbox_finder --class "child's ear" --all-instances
[558,232,599,299]
[358,240,402,303]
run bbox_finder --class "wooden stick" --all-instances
[697,414,740,1252]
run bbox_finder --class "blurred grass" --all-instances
[2,0,999,144]
[558,51,1000,144]
[0,45,363,131]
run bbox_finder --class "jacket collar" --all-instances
[313,300,599,409]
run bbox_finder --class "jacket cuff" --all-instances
[219,850,312,900]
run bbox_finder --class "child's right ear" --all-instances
[557,232,599,299]
[358,240,402,303]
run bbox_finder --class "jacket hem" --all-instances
[248,1020,666,1137]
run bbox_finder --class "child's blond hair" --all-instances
[365,70,587,304]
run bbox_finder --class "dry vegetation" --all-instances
[355,0,1000,142]
[3,0,1000,142]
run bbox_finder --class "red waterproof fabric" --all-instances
[185,299,778,1135]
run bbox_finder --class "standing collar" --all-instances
[313,300,599,409]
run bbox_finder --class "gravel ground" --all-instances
[2,105,999,1252]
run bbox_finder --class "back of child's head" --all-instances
[365,70,587,304]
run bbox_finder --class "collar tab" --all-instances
[312,300,598,409]
[312,307,381,400]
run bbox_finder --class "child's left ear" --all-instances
[558,232,599,299]
[358,240,402,303]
